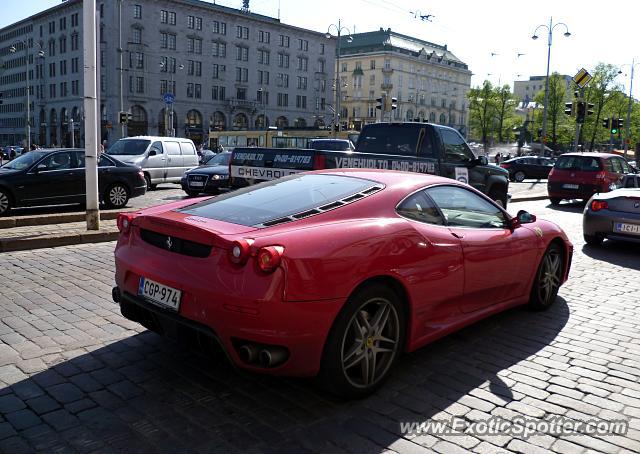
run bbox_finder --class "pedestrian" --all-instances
[494,152,502,164]
[99,143,105,155]
[505,153,512,160]
[30,144,38,151]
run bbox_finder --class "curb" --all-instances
[0,229,119,253]
[510,195,549,203]
[0,210,132,229]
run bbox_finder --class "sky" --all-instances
[2,0,639,98]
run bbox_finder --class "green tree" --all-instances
[468,81,496,151]
[534,73,567,150]
[582,63,620,151]
[493,84,518,143]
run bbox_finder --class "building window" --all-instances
[236,26,249,39]
[71,57,79,73]
[297,39,308,51]
[213,21,226,35]
[212,64,225,79]
[71,80,79,95]
[259,30,270,43]
[187,60,202,76]
[235,45,248,61]
[212,85,226,100]
[297,56,308,72]
[212,42,226,58]
[49,62,56,78]
[132,28,142,44]
[296,95,307,109]
[235,67,248,83]
[320,43,325,54]
[129,52,144,69]
[161,32,176,50]
[136,76,144,93]
[71,33,79,51]
[277,73,289,88]
[257,89,268,104]
[49,83,56,98]
[297,76,307,90]
[60,82,68,97]
[370,60,376,70]
[279,35,289,47]
[133,4,142,19]
[277,93,288,107]
[236,87,247,100]
[60,17,66,31]
[188,38,202,54]
[49,21,55,34]
[161,10,176,25]
[318,59,325,73]
[187,83,194,98]
[187,16,202,30]
[258,70,269,85]
[341,62,347,72]
[258,49,269,65]
[278,53,289,68]
[71,13,79,27]
[48,40,56,57]
[60,60,67,75]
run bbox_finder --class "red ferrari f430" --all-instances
[113,170,572,397]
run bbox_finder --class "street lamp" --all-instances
[618,60,639,158]
[326,20,353,137]
[9,42,45,150]
[159,60,183,137]
[532,18,570,152]
[257,87,268,130]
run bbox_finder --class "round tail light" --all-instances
[590,200,608,212]
[256,246,284,273]
[229,239,252,265]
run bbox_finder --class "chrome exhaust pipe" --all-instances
[238,344,258,364]
[259,347,288,367]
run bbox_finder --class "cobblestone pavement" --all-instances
[1,200,639,453]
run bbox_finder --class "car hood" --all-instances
[186,165,228,176]
[106,154,144,164]
[591,187,640,200]
[0,167,23,177]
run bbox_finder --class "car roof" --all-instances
[310,139,350,142]
[120,136,194,142]
[304,168,456,192]
[560,152,622,159]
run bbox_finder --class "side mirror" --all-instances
[476,155,488,166]
[512,209,536,229]
[148,148,158,156]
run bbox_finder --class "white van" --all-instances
[106,136,199,190]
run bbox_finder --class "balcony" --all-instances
[382,67,393,74]
[381,83,393,90]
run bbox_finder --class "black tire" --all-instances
[144,174,157,191]
[549,197,561,206]
[584,234,603,246]
[514,171,526,182]
[104,183,129,209]
[185,190,200,197]
[489,187,508,208]
[0,189,11,216]
[529,243,564,310]
[319,284,406,399]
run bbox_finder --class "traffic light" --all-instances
[119,111,132,124]
[576,101,586,123]
[390,97,398,111]
[375,95,386,111]
[587,103,594,117]
[602,118,610,129]
[617,118,624,130]
[564,102,573,116]
[611,118,618,134]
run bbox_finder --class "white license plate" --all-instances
[614,222,640,235]
[189,181,204,187]
[562,183,579,189]
[138,277,181,310]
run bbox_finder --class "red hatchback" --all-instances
[547,153,634,205]
[113,170,572,397]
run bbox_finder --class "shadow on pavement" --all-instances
[546,201,585,213]
[582,240,640,271]
[0,298,570,452]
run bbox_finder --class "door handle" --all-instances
[451,231,465,239]
[161,158,166,161]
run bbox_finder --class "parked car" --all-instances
[500,156,555,182]
[547,153,635,205]
[181,151,231,196]
[106,136,199,190]
[308,139,355,151]
[0,148,146,215]
[583,187,640,245]
[112,169,572,398]
[1,146,23,160]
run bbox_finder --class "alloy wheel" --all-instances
[515,171,526,182]
[536,248,562,306]
[0,191,9,214]
[340,298,400,389]
[109,185,128,207]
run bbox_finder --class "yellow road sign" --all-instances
[573,68,592,88]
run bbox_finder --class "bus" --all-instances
[208,129,359,150]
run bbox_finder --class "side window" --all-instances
[610,158,623,174]
[179,142,196,155]
[618,158,631,174]
[426,185,508,229]
[150,141,164,155]
[37,151,73,171]
[98,155,114,167]
[397,190,445,225]
[418,128,437,159]
[602,159,614,172]
[75,151,85,168]
[439,129,474,163]
[165,142,181,155]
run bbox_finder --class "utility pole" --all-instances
[84,0,100,230]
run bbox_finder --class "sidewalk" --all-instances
[0,183,550,253]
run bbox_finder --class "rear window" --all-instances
[178,174,381,227]
[555,155,602,171]
[356,125,421,157]
[309,140,351,151]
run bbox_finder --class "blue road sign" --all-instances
[163,93,175,104]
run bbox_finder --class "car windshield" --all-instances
[555,155,602,171]
[205,153,231,166]
[1,151,47,170]
[178,174,380,227]
[106,139,150,156]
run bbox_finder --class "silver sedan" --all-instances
[583,187,640,245]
